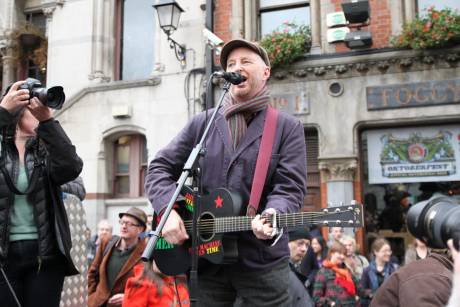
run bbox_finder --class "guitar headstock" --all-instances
[318,201,364,228]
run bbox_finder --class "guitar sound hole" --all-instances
[198,212,215,242]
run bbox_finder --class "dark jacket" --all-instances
[370,253,453,307]
[0,106,83,275]
[145,106,307,270]
[289,262,314,307]
[87,237,147,307]
[360,260,398,307]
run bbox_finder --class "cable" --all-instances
[0,265,22,307]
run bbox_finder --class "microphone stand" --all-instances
[142,78,232,307]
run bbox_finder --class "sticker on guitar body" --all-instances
[188,240,222,256]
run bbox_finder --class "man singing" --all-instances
[145,39,307,306]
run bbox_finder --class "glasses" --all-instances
[119,219,141,228]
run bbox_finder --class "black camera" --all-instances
[19,78,65,110]
[407,195,460,250]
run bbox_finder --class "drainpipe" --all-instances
[205,0,214,108]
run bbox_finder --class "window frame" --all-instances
[257,0,310,38]
[112,134,147,198]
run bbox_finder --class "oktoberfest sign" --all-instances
[367,126,460,184]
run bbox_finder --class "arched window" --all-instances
[112,134,147,197]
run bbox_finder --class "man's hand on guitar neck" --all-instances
[162,209,189,245]
[251,208,278,240]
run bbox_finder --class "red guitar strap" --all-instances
[247,106,279,217]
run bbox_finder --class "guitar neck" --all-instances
[183,205,362,235]
[211,213,313,234]
[211,210,358,234]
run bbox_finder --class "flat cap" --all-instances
[220,38,270,71]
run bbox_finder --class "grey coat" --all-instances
[145,106,307,270]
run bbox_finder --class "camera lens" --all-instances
[407,196,460,249]
[45,86,65,110]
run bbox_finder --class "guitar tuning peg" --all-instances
[323,208,329,213]
[323,221,329,226]
[348,220,354,225]
[334,208,341,212]
[336,220,341,224]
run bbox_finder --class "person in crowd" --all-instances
[404,238,431,265]
[371,242,452,307]
[360,238,398,307]
[0,80,83,307]
[311,236,329,270]
[378,190,410,232]
[340,234,369,280]
[446,239,460,307]
[288,228,314,307]
[328,227,344,247]
[88,207,147,307]
[87,219,118,265]
[144,38,307,307]
[122,260,190,307]
[312,241,361,306]
[301,236,327,296]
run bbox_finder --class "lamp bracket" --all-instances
[166,34,186,65]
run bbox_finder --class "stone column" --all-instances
[310,0,321,54]
[244,0,257,41]
[88,0,110,83]
[1,48,16,90]
[319,157,358,234]
[404,0,416,23]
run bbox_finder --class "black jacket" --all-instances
[0,106,83,275]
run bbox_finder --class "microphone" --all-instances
[213,71,247,85]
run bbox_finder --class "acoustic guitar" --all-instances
[153,187,363,275]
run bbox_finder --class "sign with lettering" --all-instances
[366,79,460,110]
[367,125,460,184]
[269,82,310,114]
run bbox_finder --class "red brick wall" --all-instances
[331,0,392,52]
[214,0,232,43]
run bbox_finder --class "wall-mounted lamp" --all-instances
[153,0,186,67]
[341,0,372,49]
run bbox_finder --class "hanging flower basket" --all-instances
[8,22,48,70]
[391,7,460,50]
[19,33,42,51]
[259,22,312,69]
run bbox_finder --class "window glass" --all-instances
[418,0,460,13]
[115,176,130,195]
[116,136,130,173]
[260,6,310,36]
[122,0,155,80]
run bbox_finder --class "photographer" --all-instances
[0,80,83,307]
[370,194,458,307]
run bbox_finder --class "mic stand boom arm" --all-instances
[141,79,232,305]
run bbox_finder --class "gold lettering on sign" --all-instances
[446,82,460,102]
[396,88,412,105]
[414,86,429,103]
[431,84,448,102]
[381,88,393,107]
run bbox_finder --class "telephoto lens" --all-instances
[407,195,460,250]
[19,78,65,110]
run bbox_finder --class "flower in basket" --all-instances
[8,22,48,71]
[391,7,460,49]
[259,22,311,68]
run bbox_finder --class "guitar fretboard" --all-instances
[183,208,361,234]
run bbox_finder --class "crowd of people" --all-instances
[2,37,460,307]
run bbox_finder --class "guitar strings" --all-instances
[180,209,358,234]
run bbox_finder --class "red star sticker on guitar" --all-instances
[214,195,223,208]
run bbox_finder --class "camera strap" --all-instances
[0,137,44,195]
